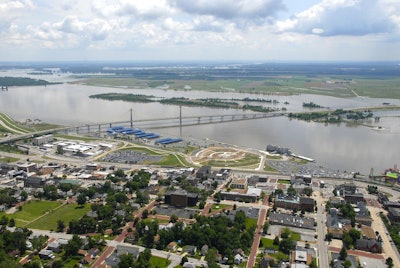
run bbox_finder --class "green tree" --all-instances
[8,218,15,227]
[57,220,65,232]
[181,256,188,265]
[170,214,178,223]
[343,259,351,268]
[76,193,86,206]
[386,257,394,268]
[287,185,296,196]
[31,235,48,251]
[118,253,134,268]
[205,248,218,267]
[51,260,64,268]
[302,187,313,197]
[263,222,269,234]
[20,191,28,201]
[339,246,347,261]
[64,235,82,257]
[279,237,293,254]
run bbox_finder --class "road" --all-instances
[246,195,269,268]
[315,193,329,268]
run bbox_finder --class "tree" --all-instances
[343,259,351,268]
[141,209,149,219]
[170,214,178,223]
[31,235,48,251]
[279,237,293,254]
[273,236,280,245]
[287,185,296,196]
[263,222,269,234]
[64,235,82,257]
[205,248,218,267]
[8,218,15,227]
[20,191,28,201]
[386,257,394,268]
[302,187,313,197]
[339,246,347,261]
[181,256,188,265]
[51,260,64,268]
[76,193,86,206]
[118,253,135,268]
[57,220,65,232]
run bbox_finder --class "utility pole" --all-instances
[179,105,182,137]
[130,108,133,128]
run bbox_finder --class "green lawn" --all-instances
[149,255,171,268]
[277,179,290,184]
[54,134,100,142]
[0,156,19,163]
[291,232,301,241]
[260,238,279,250]
[10,200,63,226]
[245,218,257,230]
[26,203,91,230]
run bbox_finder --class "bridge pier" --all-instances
[198,117,201,124]
[209,116,212,122]
[76,127,79,133]
[87,125,90,133]
[220,116,224,122]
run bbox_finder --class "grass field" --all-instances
[260,238,279,250]
[3,200,90,229]
[149,255,171,268]
[10,200,63,226]
[0,156,19,163]
[203,153,260,168]
[26,203,91,230]
[78,75,400,99]
[277,179,290,184]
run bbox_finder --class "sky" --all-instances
[0,0,399,62]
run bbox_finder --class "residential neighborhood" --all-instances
[0,132,399,268]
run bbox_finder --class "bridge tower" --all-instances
[130,108,133,128]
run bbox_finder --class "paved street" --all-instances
[315,192,329,268]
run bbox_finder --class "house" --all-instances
[80,254,92,265]
[182,262,196,268]
[299,197,315,212]
[344,193,365,204]
[24,176,45,188]
[201,244,208,256]
[355,239,382,253]
[260,254,273,268]
[361,225,376,240]
[196,166,211,179]
[234,253,243,264]
[116,245,140,258]
[38,249,55,259]
[47,241,61,253]
[167,241,177,251]
[184,245,197,255]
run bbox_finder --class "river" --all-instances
[0,80,399,175]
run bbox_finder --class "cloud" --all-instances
[276,0,400,36]
[172,0,286,20]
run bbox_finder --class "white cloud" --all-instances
[0,0,399,61]
[172,0,286,20]
[275,0,400,36]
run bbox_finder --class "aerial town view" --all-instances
[1,1,400,268]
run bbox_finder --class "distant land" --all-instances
[1,61,400,99]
